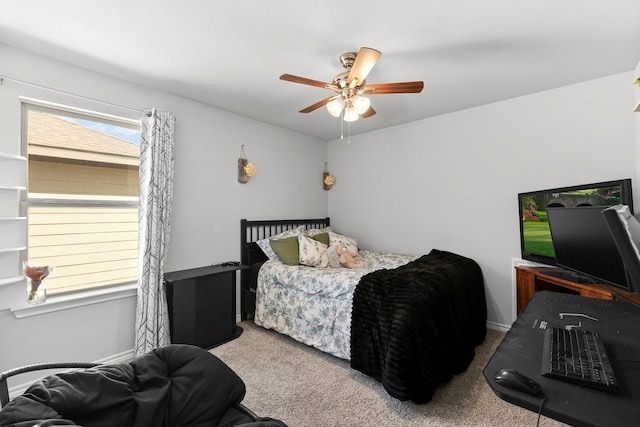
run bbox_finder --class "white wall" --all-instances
[328,72,637,328]
[0,44,327,371]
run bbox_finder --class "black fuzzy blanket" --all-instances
[350,249,487,403]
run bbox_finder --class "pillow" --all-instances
[311,232,330,246]
[326,245,342,268]
[256,226,304,261]
[304,226,332,237]
[298,235,329,268]
[329,231,358,253]
[269,236,300,265]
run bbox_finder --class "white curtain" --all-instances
[134,108,175,357]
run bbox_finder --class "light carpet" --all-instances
[211,321,567,427]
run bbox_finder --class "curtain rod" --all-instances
[0,75,150,116]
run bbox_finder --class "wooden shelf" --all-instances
[0,152,27,292]
[0,275,24,287]
[0,247,26,253]
[516,266,640,314]
[0,153,26,161]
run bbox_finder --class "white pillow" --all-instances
[256,226,304,261]
[298,235,329,268]
[304,226,332,237]
[329,231,358,253]
[326,245,342,268]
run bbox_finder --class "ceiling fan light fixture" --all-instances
[351,95,370,115]
[281,47,423,131]
[326,98,345,117]
[343,106,359,122]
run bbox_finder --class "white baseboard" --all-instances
[95,349,135,365]
[7,349,135,402]
[487,320,511,333]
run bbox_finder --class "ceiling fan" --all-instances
[280,47,424,122]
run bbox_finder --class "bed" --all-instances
[240,218,487,403]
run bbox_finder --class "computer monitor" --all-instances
[547,206,630,290]
[601,205,640,294]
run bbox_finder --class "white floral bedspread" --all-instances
[254,250,418,360]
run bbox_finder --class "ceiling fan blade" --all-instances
[299,96,337,113]
[280,74,330,89]
[364,81,424,94]
[347,47,381,88]
[361,106,376,118]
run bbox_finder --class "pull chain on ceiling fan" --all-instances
[280,47,424,122]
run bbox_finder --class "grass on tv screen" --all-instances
[522,211,555,257]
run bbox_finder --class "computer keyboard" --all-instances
[541,327,618,392]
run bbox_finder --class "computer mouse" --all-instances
[494,369,542,396]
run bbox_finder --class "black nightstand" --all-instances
[164,264,248,349]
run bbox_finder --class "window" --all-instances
[22,102,141,294]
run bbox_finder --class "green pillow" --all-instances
[311,232,330,246]
[269,236,299,265]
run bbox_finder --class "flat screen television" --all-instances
[547,206,630,291]
[518,179,634,266]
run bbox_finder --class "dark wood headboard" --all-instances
[239,217,330,320]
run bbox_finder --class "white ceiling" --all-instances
[1,1,639,140]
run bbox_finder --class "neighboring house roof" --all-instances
[28,110,140,166]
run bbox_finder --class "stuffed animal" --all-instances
[334,244,367,269]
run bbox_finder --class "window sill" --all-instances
[10,283,138,319]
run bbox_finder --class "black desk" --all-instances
[484,291,640,427]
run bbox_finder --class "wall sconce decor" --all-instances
[238,145,256,183]
[323,162,335,190]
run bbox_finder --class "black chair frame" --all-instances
[0,362,98,407]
